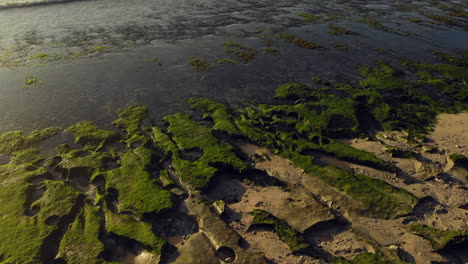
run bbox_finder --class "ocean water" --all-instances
[0,0,467,133]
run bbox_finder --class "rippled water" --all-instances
[0,0,466,133]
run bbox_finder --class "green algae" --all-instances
[357,17,391,31]
[328,24,357,35]
[104,146,175,216]
[296,13,320,23]
[10,148,45,165]
[151,113,246,189]
[275,82,311,100]
[67,121,121,147]
[57,202,104,264]
[188,97,241,136]
[331,42,348,51]
[106,211,166,254]
[28,52,50,60]
[223,42,257,63]
[274,32,322,49]
[92,46,112,53]
[251,209,308,252]
[233,105,415,218]
[263,47,279,55]
[0,165,80,264]
[187,56,213,71]
[59,148,112,170]
[113,104,151,145]
[409,224,468,251]
[24,74,41,87]
[0,127,62,155]
[216,58,241,64]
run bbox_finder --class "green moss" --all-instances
[328,24,357,35]
[331,42,348,50]
[432,51,468,67]
[104,146,174,217]
[59,148,112,170]
[449,11,468,19]
[296,13,320,23]
[263,47,279,55]
[188,97,241,135]
[223,42,257,63]
[187,56,213,71]
[67,121,121,147]
[0,167,80,263]
[106,211,166,254]
[235,107,416,218]
[321,141,396,172]
[92,46,112,52]
[274,32,322,49]
[425,14,460,26]
[305,165,417,218]
[0,127,62,155]
[356,61,450,134]
[57,202,104,264]
[151,114,246,189]
[357,17,390,31]
[56,143,71,154]
[275,83,311,100]
[409,224,467,250]
[251,209,309,252]
[216,58,241,64]
[113,104,151,145]
[10,148,45,165]
[159,169,176,188]
[24,74,41,86]
[29,52,49,60]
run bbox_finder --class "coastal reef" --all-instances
[0,52,467,264]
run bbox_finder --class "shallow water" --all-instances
[0,0,467,133]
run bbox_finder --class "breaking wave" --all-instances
[0,0,91,10]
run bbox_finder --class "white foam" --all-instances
[0,0,85,10]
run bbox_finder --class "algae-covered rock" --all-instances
[57,202,104,264]
[408,223,468,251]
[104,146,174,216]
[250,209,309,252]
[151,114,246,189]
[106,211,166,255]
[188,97,241,136]
[0,127,62,155]
[67,121,121,147]
[0,164,80,263]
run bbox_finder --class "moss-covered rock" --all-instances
[223,42,257,63]
[106,211,166,254]
[67,121,121,147]
[409,224,467,251]
[113,104,151,146]
[251,209,309,252]
[0,165,80,263]
[274,32,322,49]
[188,97,241,135]
[151,113,246,189]
[0,127,62,155]
[275,83,311,100]
[104,146,174,216]
[57,202,104,264]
